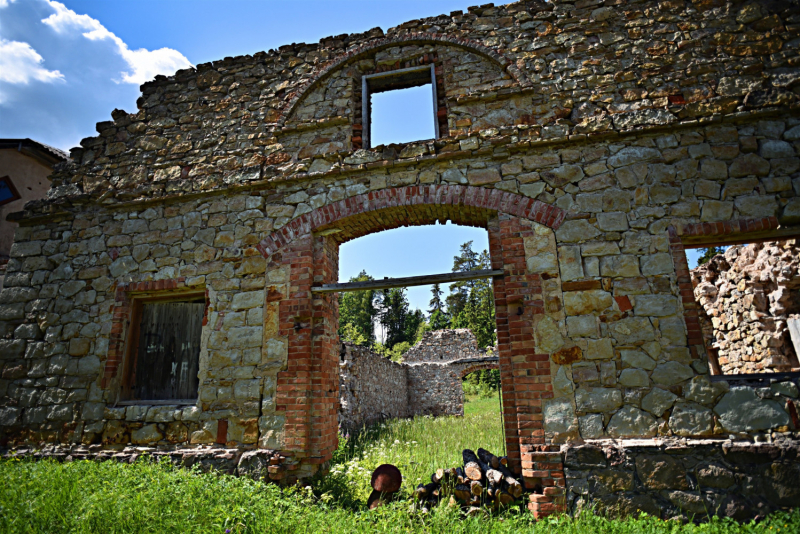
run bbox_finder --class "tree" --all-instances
[428,309,450,330]
[697,247,726,265]
[337,271,378,345]
[428,283,445,314]
[447,241,482,318]
[403,308,425,346]
[446,243,496,348]
[377,287,410,349]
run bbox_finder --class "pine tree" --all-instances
[428,283,445,314]
[447,243,496,348]
[429,309,450,330]
[377,287,410,349]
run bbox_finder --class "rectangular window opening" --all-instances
[686,240,800,377]
[362,65,439,149]
[122,294,205,403]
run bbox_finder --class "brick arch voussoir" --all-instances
[459,362,500,379]
[278,33,530,127]
[257,185,566,258]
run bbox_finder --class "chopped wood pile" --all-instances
[413,448,523,514]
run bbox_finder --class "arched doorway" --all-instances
[259,184,567,478]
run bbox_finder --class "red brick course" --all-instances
[258,185,567,258]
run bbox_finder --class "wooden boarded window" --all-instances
[128,300,203,401]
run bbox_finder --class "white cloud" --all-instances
[41,0,192,85]
[0,38,64,84]
[0,0,17,8]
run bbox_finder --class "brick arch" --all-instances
[257,185,566,258]
[278,33,530,127]
[459,362,499,379]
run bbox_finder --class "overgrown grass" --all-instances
[1,394,798,533]
[321,393,505,506]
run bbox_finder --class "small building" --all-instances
[0,139,69,288]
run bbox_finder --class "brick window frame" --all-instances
[352,53,448,150]
[668,216,800,377]
[103,278,209,404]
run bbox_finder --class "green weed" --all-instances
[0,395,797,533]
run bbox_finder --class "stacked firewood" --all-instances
[414,448,523,514]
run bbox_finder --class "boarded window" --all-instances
[130,300,203,400]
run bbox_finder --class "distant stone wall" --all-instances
[402,329,488,363]
[563,436,800,520]
[692,240,800,374]
[338,330,498,430]
[338,343,408,432]
[406,363,465,417]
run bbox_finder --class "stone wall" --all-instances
[692,240,800,374]
[402,328,488,363]
[406,362,467,417]
[563,434,800,520]
[1,0,800,506]
[338,342,408,431]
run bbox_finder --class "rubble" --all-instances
[692,241,800,374]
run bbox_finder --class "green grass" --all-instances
[325,393,505,505]
[1,395,797,533]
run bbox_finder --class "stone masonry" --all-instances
[402,328,488,363]
[564,435,800,520]
[2,0,800,518]
[692,240,800,374]
[338,342,408,431]
[338,330,498,431]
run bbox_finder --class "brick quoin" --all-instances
[488,214,564,519]
[668,217,781,376]
[265,186,567,491]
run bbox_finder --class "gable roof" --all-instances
[0,138,70,167]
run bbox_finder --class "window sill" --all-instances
[115,399,197,406]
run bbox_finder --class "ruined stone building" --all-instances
[692,240,800,374]
[2,0,800,519]
[338,329,498,430]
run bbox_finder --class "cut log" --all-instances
[486,468,503,485]
[453,484,472,501]
[464,461,483,481]
[371,464,402,493]
[499,456,508,467]
[443,467,457,483]
[462,449,480,466]
[497,489,515,507]
[505,479,522,499]
[495,463,522,497]
[477,448,501,470]
[470,479,483,497]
